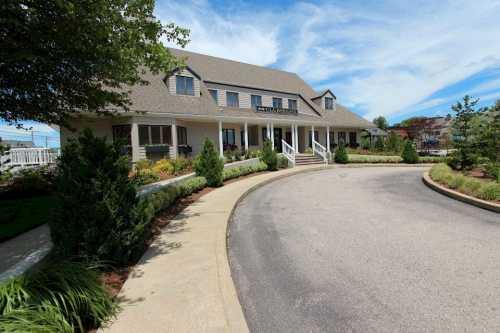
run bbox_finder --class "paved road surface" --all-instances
[228,167,500,332]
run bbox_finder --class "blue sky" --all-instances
[156,0,500,124]
[2,0,500,145]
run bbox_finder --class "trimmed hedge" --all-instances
[346,154,445,164]
[223,162,268,181]
[429,163,500,201]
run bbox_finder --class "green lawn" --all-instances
[0,196,57,241]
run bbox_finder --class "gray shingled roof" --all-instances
[121,48,374,128]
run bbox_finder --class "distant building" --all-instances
[0,138,34,148]
[365,128,389,145]
[390,116,453,149]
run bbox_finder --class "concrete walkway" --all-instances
[0,224,51,283]
[101,165,328,333]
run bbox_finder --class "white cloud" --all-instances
[154,0,500,120]
[155,0,279,66]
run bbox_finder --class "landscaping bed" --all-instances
[346,154,445,164]
[429,164,500,202]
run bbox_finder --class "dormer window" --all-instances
[176,75,194,95]
[325,97,334,110]
[273,97,283,108]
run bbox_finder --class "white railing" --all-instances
[1,148,60,169]
[281,139,295,167]
[312,139,328,165]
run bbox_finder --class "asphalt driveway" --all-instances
[228,167,500,332]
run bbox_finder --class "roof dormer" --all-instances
[164,67,201,97]
[312,89,336,111]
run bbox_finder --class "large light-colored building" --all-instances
[61,48,374,162]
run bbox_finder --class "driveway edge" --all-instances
[422,171,500,213]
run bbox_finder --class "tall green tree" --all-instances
[0,0,189,126]
[479,100,500,181]
[449,95,484,169]
[373,116,389,130]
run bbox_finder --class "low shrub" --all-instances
[419,156,446,163]
[135,159,153,171]
[194,139,224,187]
[172,156,192,174]
[222,162,268,181]
[261,140,278,171]
[485,162,500,183]
[401,140,419,164]
[459,178,482,195]
[0,261,117,333]
[477,183,500,201]
[278,155,290,169]
[3,166,56,199]
[334,143,348,164]
[429,163,453,183]
[374,136,385,152]
[447,174,466,189]
[152,159,174,175]
[132,168,160,186]
[145,176,208,215]
[347,154,401,163]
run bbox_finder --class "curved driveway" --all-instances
[228,167,500,333]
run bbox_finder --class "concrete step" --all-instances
[295,160,325,165]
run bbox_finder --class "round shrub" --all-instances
[135,159,153,171]
[334,143,348,164]
[133,168,160,186]
[401,140,419,164]
[194,138,224,187]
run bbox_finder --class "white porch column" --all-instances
[311,125,315,154]
[171,120,178,159]
[131,122,140,163]
[270,123,274,150]
[326,125,331,153]
[291,124,296,152]
[294,124,299,154]
[218,120,223,157]
[244,121,249,152]
[266,123,270,140]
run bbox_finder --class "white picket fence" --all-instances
[1,148,60,169]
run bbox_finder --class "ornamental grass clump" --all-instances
[0,261,117,333]
[194,138,224,187]
[478,183,500,201]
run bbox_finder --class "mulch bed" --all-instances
[101,170,269,297]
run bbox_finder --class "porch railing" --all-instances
[312,139,328,165]
[281,139,295,167]
[1,148,60,169]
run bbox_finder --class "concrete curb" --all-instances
[422,172,500,213]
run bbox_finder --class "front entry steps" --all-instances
[295,153,325,165]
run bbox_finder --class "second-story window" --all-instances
[176,75,194,96]
[208,89,218,105]
[251,95,262,109]
[325,97,334,110]
[288,99,297,110]
[273,97,282,108]
[226,92,239,107]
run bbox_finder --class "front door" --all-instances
[273,128,282,152]
[349,132,357,147]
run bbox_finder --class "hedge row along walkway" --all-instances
[101,164,329,333]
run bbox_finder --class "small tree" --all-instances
[261,139,278,171]
[334,142,349,164]
[401,140,419,164]
[50,129,150,265]
[373,116,389,130]
[194,138,224,187]
[449,95,483,169]
[374,136,385,152]
[386,131,402,153]
[479,100,500,182]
